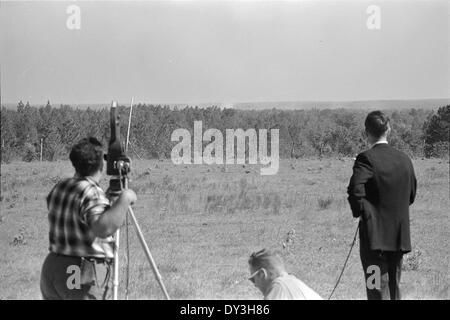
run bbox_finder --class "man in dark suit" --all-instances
[347,111,417,300]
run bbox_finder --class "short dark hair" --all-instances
[248,249,285,279]
[365,111,390,138]
[69,137,104,176]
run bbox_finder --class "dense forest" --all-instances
[1,102,449,163]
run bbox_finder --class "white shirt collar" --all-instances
[370,140,388,149]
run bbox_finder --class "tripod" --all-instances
[107,162,170,300]
[106,101,170,300]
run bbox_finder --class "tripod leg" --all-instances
[113,229,120,300]
[127,207,171,300]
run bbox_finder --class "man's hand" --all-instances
[120,189,137,206]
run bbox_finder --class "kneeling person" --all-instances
[248,249,322,300]
[40,137,136,300]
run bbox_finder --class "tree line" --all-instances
[1,101,449,163]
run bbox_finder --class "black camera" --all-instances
[105,101,131,194]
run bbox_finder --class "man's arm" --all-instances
[347,153,373,218]
[81,189,137,238]
[90,190,136,238]
[409,161,417,205]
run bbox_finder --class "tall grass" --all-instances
[0,158,448,299]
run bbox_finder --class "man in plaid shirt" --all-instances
[40,137,136,300]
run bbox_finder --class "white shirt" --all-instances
[264,273,323,300]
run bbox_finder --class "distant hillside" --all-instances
[233,99,450,111]
[1,103,110,110]
[2,98,449,111]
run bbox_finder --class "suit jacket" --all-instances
[347,143,417,252]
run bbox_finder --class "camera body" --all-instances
[105,101,132,195]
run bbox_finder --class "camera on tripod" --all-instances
[104,99,170,300]
[105,101,132,195]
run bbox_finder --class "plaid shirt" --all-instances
[46,176,114,258]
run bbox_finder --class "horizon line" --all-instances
[2,97,450,107]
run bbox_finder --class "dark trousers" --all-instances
[40,252,113,300]
[359,224,403,300]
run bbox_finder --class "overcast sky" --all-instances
[1,0,449,105]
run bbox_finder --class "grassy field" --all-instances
[0,158,448,300]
